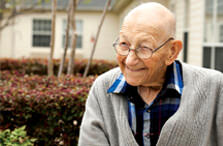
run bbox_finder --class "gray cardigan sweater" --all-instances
[78,63,223,146]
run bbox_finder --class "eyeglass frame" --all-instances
[112,37,174,59]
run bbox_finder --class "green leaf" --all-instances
[44,0,50,3]
[83,0,91,4]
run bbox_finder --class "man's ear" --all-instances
[165,40,183,65]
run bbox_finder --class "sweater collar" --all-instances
[107,61,183,95]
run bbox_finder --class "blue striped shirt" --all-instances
[107,61,184,146]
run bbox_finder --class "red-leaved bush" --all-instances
[0,70,96,145]
[0,58,118,76]
[0,58,118,145]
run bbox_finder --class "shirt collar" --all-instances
[107,73,128,93]
[107,61,184,95]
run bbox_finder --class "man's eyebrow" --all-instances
[119,33,128,40]
[119,34,156,47]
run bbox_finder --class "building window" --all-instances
[203,0,223,72]
[32,19,51,47]
[62,19,83,49]
[182,0,190,63]
[203,46,223,72]
[215,47,223,72]
[219,24,223,42]
[203,47,211,68]
[183,31,188,62]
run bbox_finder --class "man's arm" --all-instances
[78,80,109,146]
[216,74,223,146]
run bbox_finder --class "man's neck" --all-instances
[137,67,167,104]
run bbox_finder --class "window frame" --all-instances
[203,0,223,72]
[62,19,83,49]
[32,19,52,48]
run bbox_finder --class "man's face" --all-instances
[117,18,170,87]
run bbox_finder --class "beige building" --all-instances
[0,0,223,72]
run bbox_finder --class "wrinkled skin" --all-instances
[116,3,182,104]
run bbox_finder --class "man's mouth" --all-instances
[126,66,146,72]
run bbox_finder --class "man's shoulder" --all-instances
[182,62,223,85]
[93,67,121,89]
[98,67,121,81]
[182,62,222,76]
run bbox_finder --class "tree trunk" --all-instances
[57,0,72,77]
[0,0,5,78]
[83,0,112,77]
[67,0,77,75]
[0,0,6,20]
[0,0,44,32]
[0,0,6,79]
[48,0,57,76]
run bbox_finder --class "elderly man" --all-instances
[79,2,223,146]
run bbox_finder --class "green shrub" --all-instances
[0,126,36,146]
[0,71,96,145]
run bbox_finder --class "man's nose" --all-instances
[125,49,139,66]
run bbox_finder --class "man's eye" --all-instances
[119,42,128,47]
[140,46,151,50]
[138,46,152,53]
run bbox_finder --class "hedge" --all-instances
[0,58,118,76]
[0,58,118,145]
[0,70,96,145]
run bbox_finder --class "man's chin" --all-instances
[123,73,146,86]
[126,79,140,86]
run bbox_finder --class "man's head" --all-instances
[115,2,182,87]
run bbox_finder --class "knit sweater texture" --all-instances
[78,62,223,146]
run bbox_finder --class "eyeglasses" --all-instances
[112,37,174,59]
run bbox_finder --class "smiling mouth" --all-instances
[126,66,146,72]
